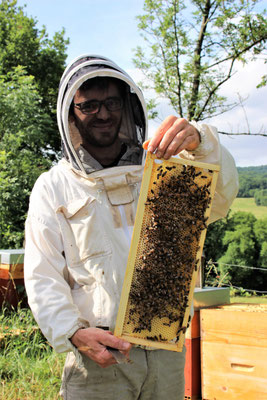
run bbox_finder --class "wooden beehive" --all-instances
[114,152,219,351]
[184,311,201,399]
[0,249,26,308]
[201,304,267,400]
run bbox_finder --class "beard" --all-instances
[74,114,122,148]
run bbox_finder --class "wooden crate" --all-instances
[184,311,201,399]
[185,310,200,340]
[114,152,219,351]
[185,337,201,399]
[0,249,26,307]
[201,304,267,400]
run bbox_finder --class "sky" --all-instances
[16,0,267,167]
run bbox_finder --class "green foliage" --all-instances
[133,0,267,121]
[254,218,267,268]
[237,165,267,198]
[0,306,48,357]
[0,67,52,248]
[0,0,69,156]
[205,211,267,291]
[254,189,267,206]
[231,294,267,303]
[204,213,230,261]
[218,223,257,287]
[0,0,69,249]
[0,306,65,399]
[202,165,267,292]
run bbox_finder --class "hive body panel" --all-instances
[115,153,219,351]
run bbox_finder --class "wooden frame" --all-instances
[114,153,219,351]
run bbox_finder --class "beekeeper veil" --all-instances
[57,55,147,175]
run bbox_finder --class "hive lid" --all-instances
[0,249,25,265]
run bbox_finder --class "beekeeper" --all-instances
[24,54,239,400]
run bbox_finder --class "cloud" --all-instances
[219,135,267,167]
[207,59,267,133]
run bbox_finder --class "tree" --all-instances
[133,0,267,135]
[237,165,267,198]
[254,189,267,206]
[254,218,267,269]
[0,1,69,248]
[217,212,267,290]
[0,67,53,248]
[204,212,230,261]
[0,0,69,157]
[204,211,267,291]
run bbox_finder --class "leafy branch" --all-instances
[133,0,267,135]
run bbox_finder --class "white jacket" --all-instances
[24,55,239,360]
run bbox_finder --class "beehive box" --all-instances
[184,311,201,399]
[0,249,26,307]
[201,304,267,400]
[114,153,219,351]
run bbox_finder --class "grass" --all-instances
[2,296,267,399]
[230,197,267,219]
[0,306,65,400]
[231,296,267,304]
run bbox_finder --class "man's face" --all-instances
[72,82,123,148]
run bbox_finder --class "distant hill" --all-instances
[237,165,267,174]
[237,165,267,198]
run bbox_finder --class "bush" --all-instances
[254,189,267,206]
[204,212,267,291]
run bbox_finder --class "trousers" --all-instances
[60,346,186,400]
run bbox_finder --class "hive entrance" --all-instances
[115,153,219,351]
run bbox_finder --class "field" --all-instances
[231,296,267,304]
[230,197,267,219]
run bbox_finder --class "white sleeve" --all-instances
[179,122,239,224]
[24,180,89,364]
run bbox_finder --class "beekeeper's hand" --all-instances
[143,116,200,160]
[71,327,132,368]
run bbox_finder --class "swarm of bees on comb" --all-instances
[115,153,219,351]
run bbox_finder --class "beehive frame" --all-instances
[114,153,219,351]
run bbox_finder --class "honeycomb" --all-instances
[114,153,219,351]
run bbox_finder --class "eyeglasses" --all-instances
[74,97,123,115]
